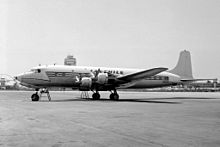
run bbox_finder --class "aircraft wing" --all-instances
[117,67,168,82]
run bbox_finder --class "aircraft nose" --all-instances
[14,74,23,82]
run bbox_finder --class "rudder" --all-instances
[169,50,193,79]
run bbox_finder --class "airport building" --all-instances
[0,78,6,88]
[64,55,76,66]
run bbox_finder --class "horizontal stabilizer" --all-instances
[117,67,168,81]
[181,78,218,82]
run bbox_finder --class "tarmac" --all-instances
[0,91,220,147]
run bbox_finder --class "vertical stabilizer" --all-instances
[169,50,194,79]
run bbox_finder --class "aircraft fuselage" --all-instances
[16,65,181,89]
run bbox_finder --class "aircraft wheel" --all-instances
[92,93,100,100]
[113,93,119,100]
[110,93,119,100]
[31,93,39,101]
[110,93,114,100]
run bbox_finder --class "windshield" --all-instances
[30,69,41,73]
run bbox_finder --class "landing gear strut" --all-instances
[92,92,100,100]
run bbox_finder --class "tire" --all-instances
[31,93,39,101]
[110,93,114,100]
[92,93,100,100]
[113,93,119,100]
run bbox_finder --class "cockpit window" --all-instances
[30,69,41,73]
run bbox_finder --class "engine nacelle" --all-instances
[97,73,108,84]
[79,77,92,91]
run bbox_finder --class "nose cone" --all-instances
[14,74,24,82]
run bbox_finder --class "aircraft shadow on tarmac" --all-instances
[40,97,181,104]
[39,97,217,104]
[148,97,216,100]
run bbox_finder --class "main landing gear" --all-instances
[109,90,119,100]
[31,89,51,101]
[91,90,119,100]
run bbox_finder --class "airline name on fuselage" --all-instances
[89,68,124,75]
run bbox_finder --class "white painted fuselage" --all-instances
[16,65,181,89]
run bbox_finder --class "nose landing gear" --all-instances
[31,88,51,101]
[31,92,40,101]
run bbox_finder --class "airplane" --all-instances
[15,50,194,101]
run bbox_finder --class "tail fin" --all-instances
[169,50,194,79]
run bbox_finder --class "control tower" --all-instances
[0,78,6,87]
[64,55,76,66]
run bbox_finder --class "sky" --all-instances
[1,0,220,80]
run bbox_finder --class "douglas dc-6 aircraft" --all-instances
[15,50,194,101]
